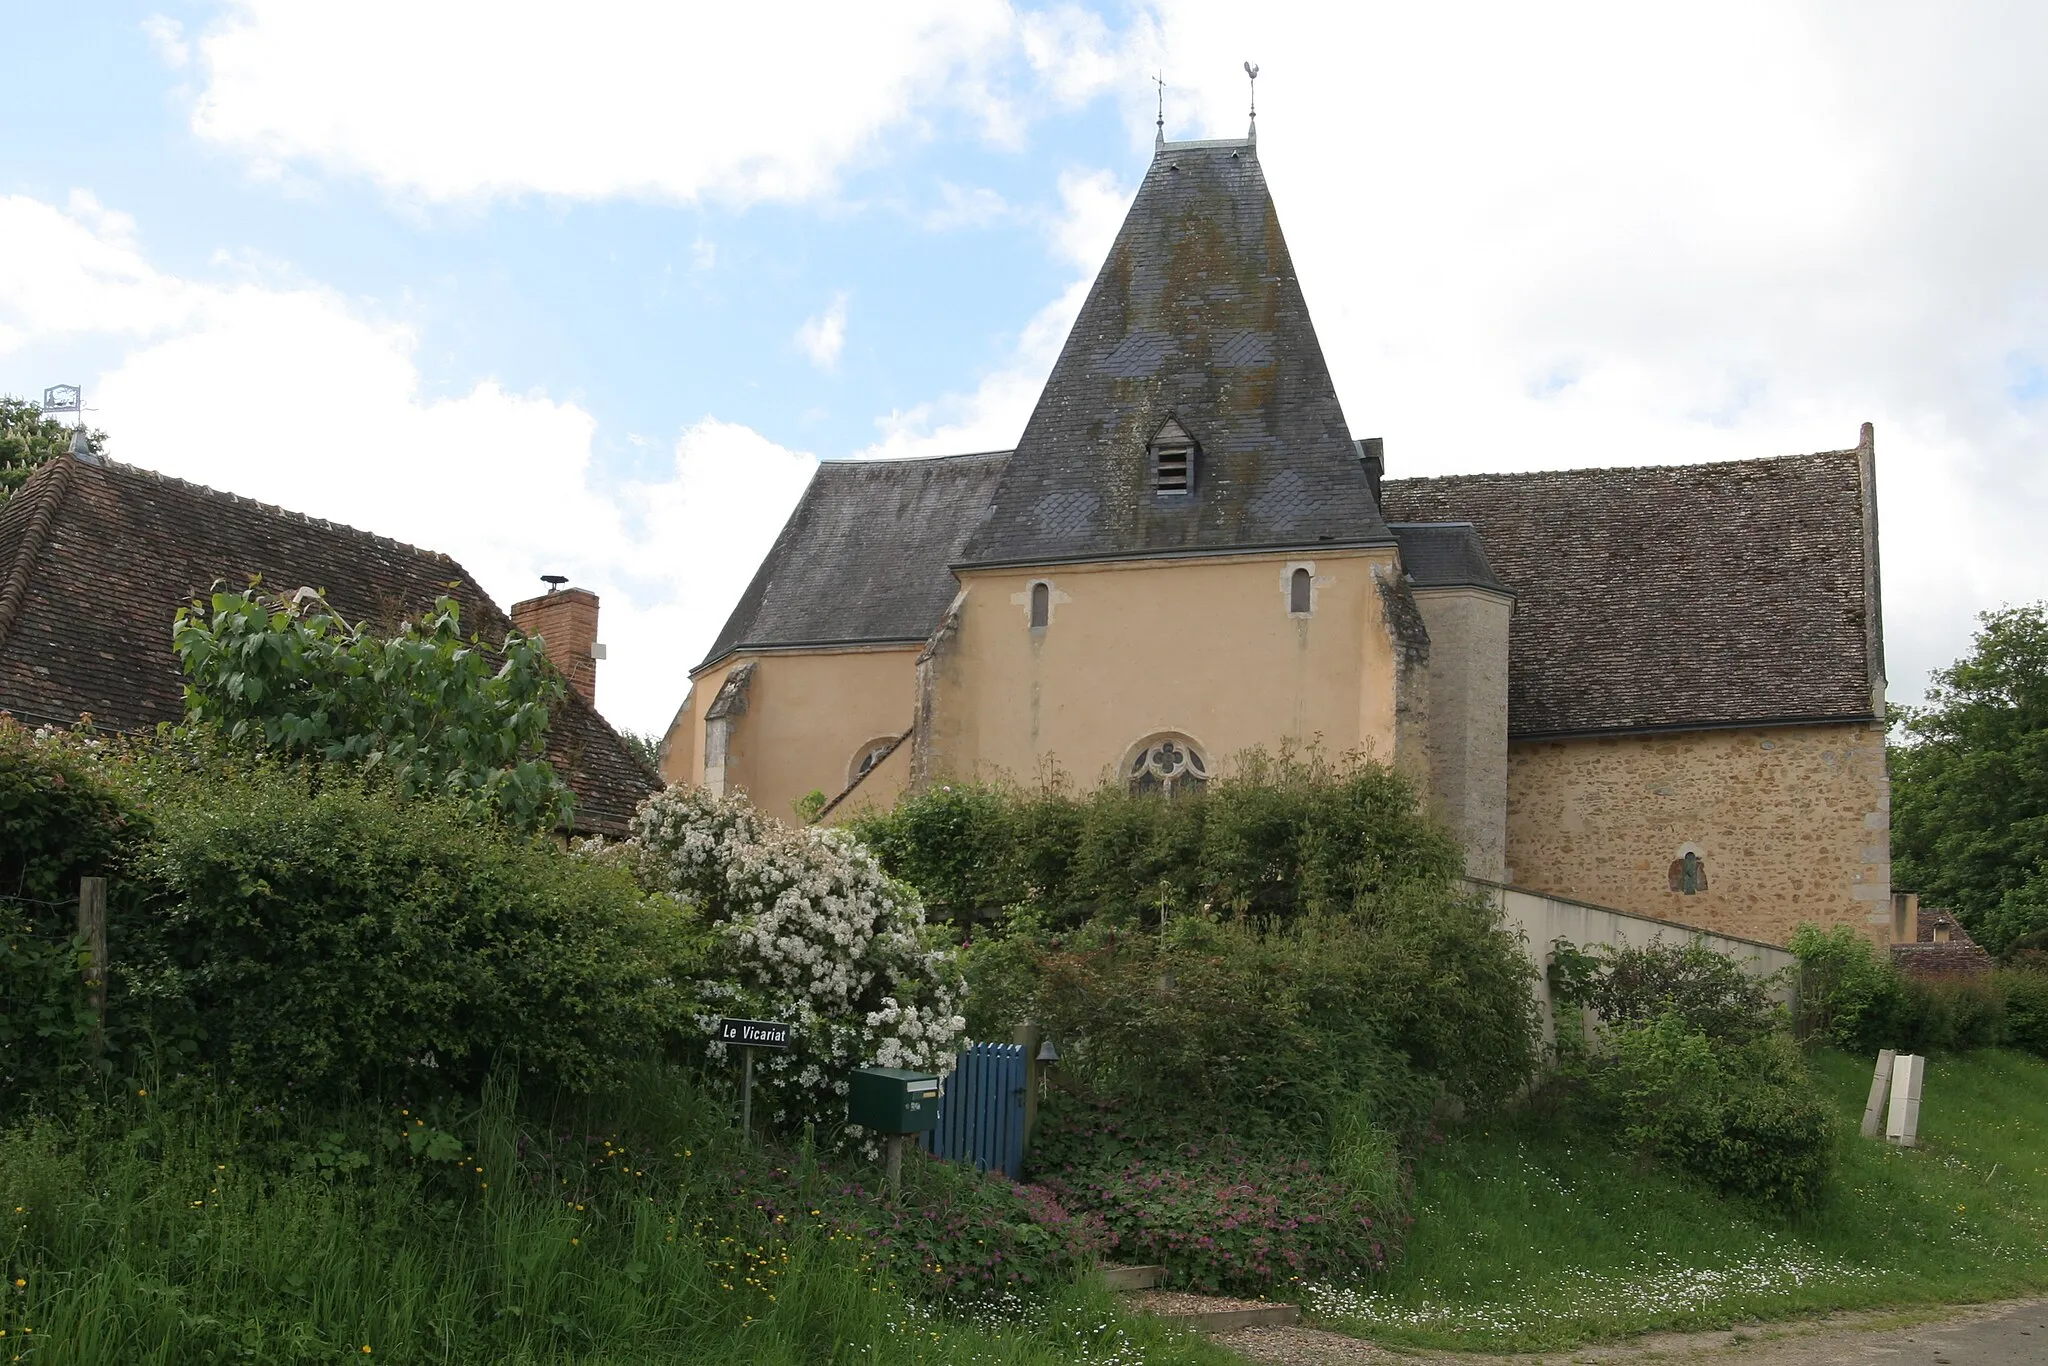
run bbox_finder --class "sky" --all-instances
[3,2,2045,739]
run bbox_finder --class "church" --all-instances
[660,128,1890,949]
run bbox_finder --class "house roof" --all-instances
[0,454,659,834]
[1379,445,1884,738]
[1389,523,1509,594]
[959,137,1391,568]
[698,450,1010,670]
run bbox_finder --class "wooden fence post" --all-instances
[77,876,107,1056]
[1013,1022,1043,1154]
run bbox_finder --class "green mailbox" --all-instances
[848,1066,941,1134]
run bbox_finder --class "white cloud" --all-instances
[141,14,189,69]
[185,0,1020,206]
[794,293,849,372]
[0,192,815,736]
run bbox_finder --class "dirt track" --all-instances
[1217,1297,2048,1365]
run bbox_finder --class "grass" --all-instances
[1308,1046,2048,1351]
[0,1070,1235,1366]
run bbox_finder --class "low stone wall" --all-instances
[1470,879,1799,1043]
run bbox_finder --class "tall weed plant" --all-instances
[0,1070,1210,1365]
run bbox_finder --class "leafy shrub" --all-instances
[1589,1014,1834,1210]
[1550,938,1783,1044]
[1789,924,1912,1050]
[626,785,965,1148]
[850,748,1463,931]
[1016,900,1534,1130]
[126,765,700,1100]
[1789,923,2011,1053]
[1,722,149,1088]
[1028,1095,1396,1295]
[752,1155,1105,1303]
[173,585,573,833]
[2000,969,2048,1058]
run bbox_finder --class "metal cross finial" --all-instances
[1153,71,1165,147]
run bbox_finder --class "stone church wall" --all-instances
[1504,720,1890,946]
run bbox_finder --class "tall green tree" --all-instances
[172,583,575,834]
[1891,603,2048,955]
[1,396,102,504]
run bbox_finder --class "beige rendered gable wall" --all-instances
[921,547,1404,789]
[662,647,919,822]
[1505,721,1890,947]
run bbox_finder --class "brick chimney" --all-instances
[510,580,601,707]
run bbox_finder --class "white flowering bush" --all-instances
[628,785,967,1148]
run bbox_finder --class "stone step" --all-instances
[1101,1263,1166,1291]
[1127,1289,1303,1334]
[1160,1303,1302,1334]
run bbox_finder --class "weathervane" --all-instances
[1153,71,1166,147]
[1244,60,1259,140]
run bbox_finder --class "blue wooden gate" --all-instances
[923,1041,1027,1179]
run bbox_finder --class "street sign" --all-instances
[717,1017,792,1049]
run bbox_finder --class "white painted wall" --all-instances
[1471,879,1799,1044]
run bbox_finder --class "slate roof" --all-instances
[960,137,1391,567]
[698,451,1010,669]
[1389,523,1509,593]
[1379,448,1883,738]
[0,454,659,834]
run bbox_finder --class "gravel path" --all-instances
[1213,1297,2048,1365]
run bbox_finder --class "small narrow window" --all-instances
[1150,417,1196,494]
[1667,851,1708,895]
[1029,581,1050,629]
[1289,567,1312,615]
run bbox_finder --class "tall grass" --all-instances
[0,1069,1232,1366]
[1310,1047,2048,1350]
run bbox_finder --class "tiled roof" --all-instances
[0,455,658,834]
[960,138,1391,567]
[699,451,1010,669]
[1390,523,1509,594]
[1379,446,1883,738]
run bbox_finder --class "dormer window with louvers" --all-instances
[1149,417,1196,495]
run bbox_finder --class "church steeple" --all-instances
[960,129,1389,568]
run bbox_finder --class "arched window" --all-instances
[849,737,898,788]
[1668,851,1708,895]
[1289,566,1312,615]
[1128,735,1209,798]
[1029,581,1050,629]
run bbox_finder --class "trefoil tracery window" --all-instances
[1128,735,1209,798]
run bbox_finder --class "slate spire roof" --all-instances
[959,136,1391,567]
[0,454,660,833]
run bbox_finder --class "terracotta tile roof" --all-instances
[1379,444,1883,738]
[0,454,658,834]
[1889,906,1995,978]
[961,138,1391,568]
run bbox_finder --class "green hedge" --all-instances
[1789,923,2042,1056]
[849,748,1464,931]
[122,766,705,1100]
